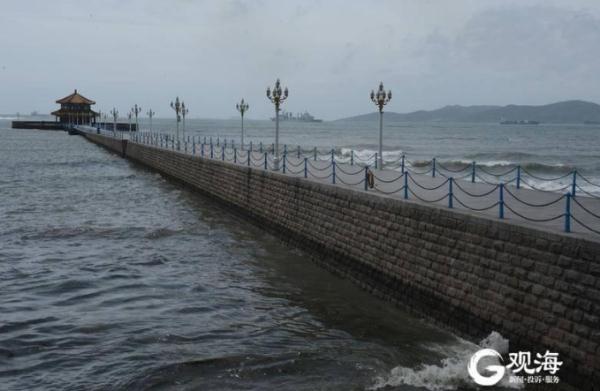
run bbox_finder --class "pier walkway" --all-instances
[83,128,600,241]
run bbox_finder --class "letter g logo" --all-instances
[467,348,506,386]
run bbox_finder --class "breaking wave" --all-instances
[369,331,523,391]
[335,148,575,174]
[337,147,404,165]
[327,147,600,195]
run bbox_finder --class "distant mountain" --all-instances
[336,100,600,124]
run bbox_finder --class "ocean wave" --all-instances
[462,153,576,172]
[369,331,522,391]
[337,147,405,164]
[44,279,96,295]
[0,348,15,360]
[0,316,59,334]
[130,254,169,266]
[21,226,146,241]
[119,353,308,390]
[323,148,600,193]
[465,151,542,161]
[331,148,579,175]
[432,159,574,174]
[33,160,109,168]
[143,227,182,239]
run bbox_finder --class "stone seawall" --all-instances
[82,133,600,390]
[84,133,127,156]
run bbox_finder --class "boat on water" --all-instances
[272,110,322,122]
[584,120,600,125]
[499,119,540,125]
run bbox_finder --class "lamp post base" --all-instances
[272,157,280,171]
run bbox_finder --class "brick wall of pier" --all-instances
[82,133,600,390]
[85,132,127,156]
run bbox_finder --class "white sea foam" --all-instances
[334,148,600,196]
[339,147,405,165]
[476,160,514,167]
[339,148,572,169]
[576,183,600,197]
[369,331,523,391]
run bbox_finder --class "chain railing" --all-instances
[81,127,600,237]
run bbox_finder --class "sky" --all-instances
[1,0,600,120]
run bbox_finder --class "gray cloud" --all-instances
[0,0,599,119]
[405,4,600,108]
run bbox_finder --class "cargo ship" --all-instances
[272,110,322,122]
[500,119,540,125]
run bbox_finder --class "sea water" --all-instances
[142,118,600,194]
[2,119,591,390]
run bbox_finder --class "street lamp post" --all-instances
[147,109,155,133]
[170,97,182,141]
[370,82,392,170]
[131,104,142,133]
[266,79,288,170]
[181,101,188,140]
[236,99,249,149]
[110,108,118,134]
[127,112,132,132]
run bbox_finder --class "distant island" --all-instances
[336,100,600,124]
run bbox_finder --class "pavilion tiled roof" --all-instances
[56,89,96,105]
[51,108,98,116]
